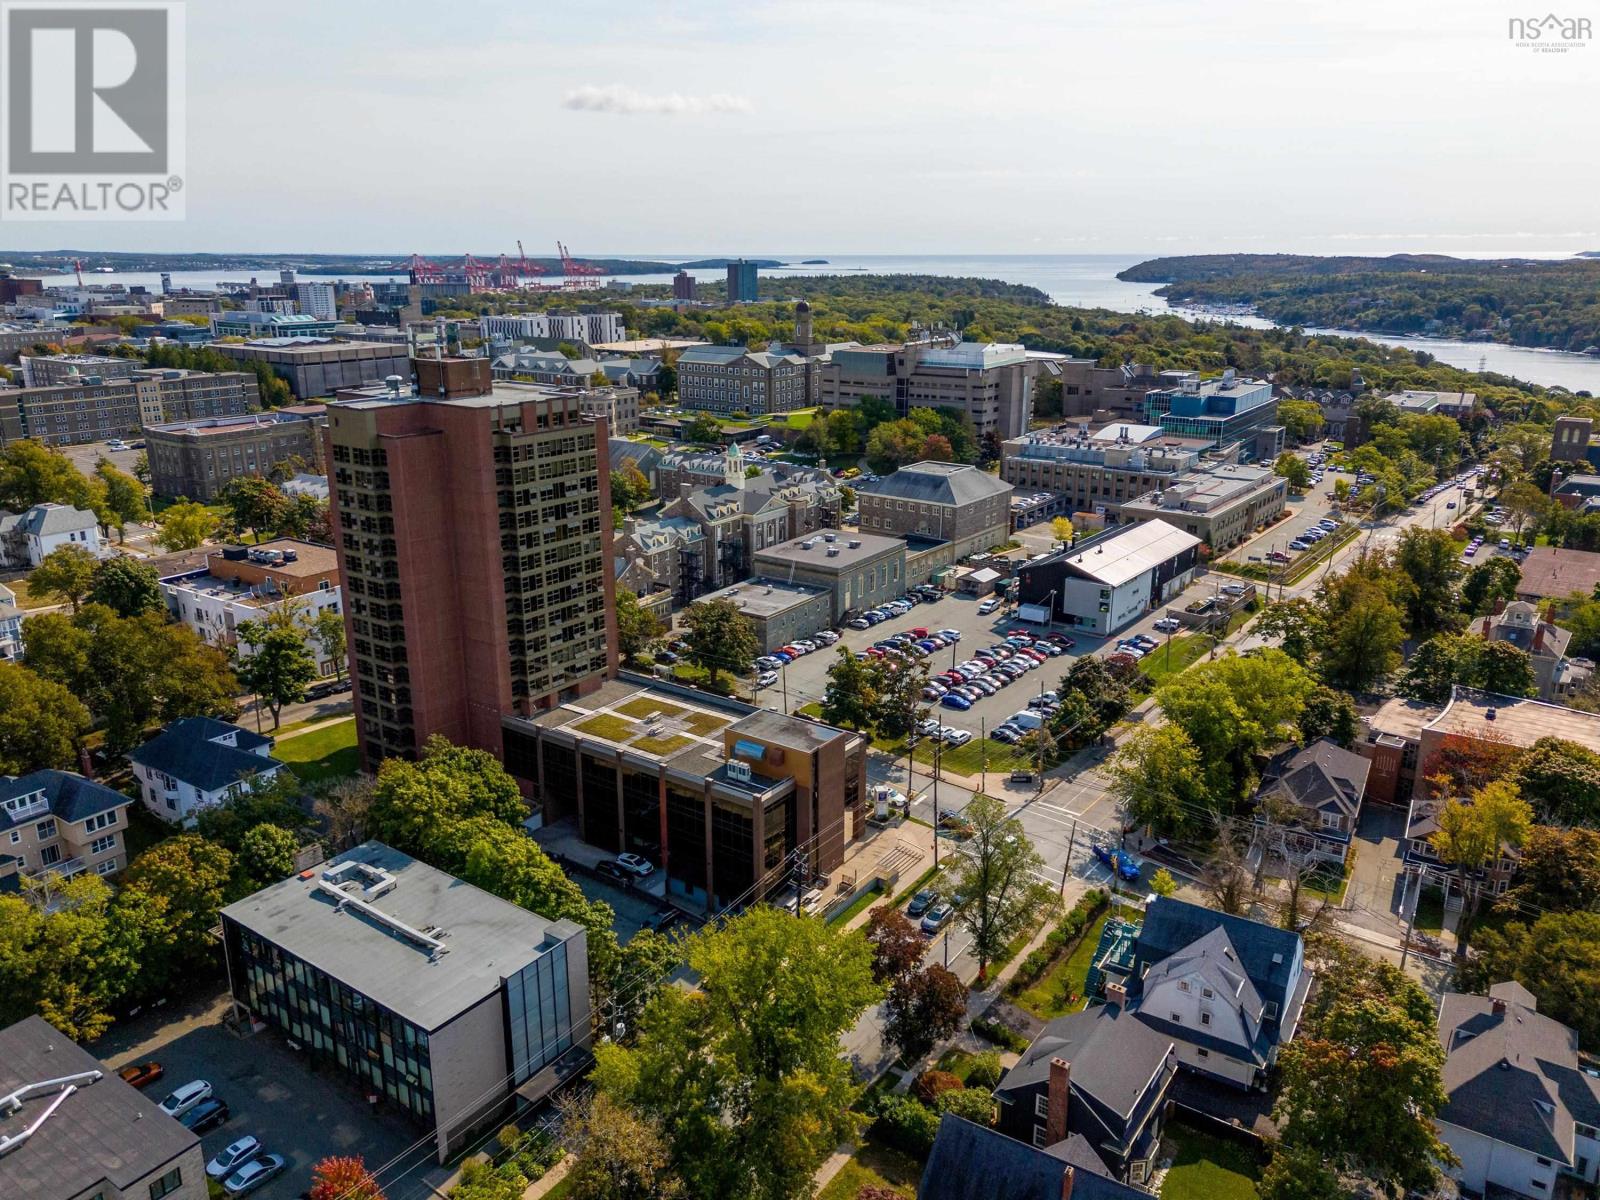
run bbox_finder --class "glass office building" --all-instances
[221,844,590,1161]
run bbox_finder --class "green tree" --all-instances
[280,493,330,542]
[1499,480,1551,543]
[1501,825,1600,915]
[153,498,218,551]
[1155,649,1314,801]
[1393,527,1465,635]
[1273,452,1311,491]
[1464,913,1600,1044]
[0,659,90,774]
[681,412,722,445]
[680,598,757,686]
[119,835,237,993]
[871,652,930,742]
[558,1093,683,1200]
[883,963,967,1062]
[312,607,347,679]
[86,556,164,617]
[821,407,860,457]
[1461,556,1522,615]
[238,823,299,890]
[220,477,290,543]
[1298,685,1360,747]
[1510,736,1600,825]
[28,543,99,612]
[1275,398,1324,443]
[1272,950,1452,1197]
[0,874,143,1042]
[193,776,313,853]
[1398,633,1536,704]
[234,616,317,730]
[819,646,880,731]
[611,462,653,516]
[1318,582,1404,691]
[94,460,149,540]
[0,439,102,512]
[1106,724,1213,840]
[1150,867,1178,898]
[1431,781,1532,956]
[1253,598,1321,662]
[592,907,882,1200]
[1049,516,1074,545]
[614,589,664,667]
[951,794,1054,981]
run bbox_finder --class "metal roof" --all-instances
[1052,519,1200,588]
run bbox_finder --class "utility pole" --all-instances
[931,738,941,871]
[1399,867,1419,970]
[1059,819,1078,897]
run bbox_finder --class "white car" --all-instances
[937,629,961,641]
[159,1080,212,1119]
[208,1137,263,1179]
[1153,617,1181,633]
[756,671,778,688]
[615,853,655,877]
[977,599,1000,615]
[223,1154,286,1196]
[944,729,973,748]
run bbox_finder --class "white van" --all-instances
[1008,710,1044,731]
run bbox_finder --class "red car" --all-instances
[118,1061,164,1089]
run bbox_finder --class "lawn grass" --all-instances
[815,1138,921,1200]
[778,408,820,430]
[1,575,58,609]
[1014,911,1111,1020]
[631,732,692,756]
[827,882,884,926]
[539,1176,574,1200]
[573,713,637,742]
[270,707,354,739]
[1140,635,1214,686]
[1159,1121,1261,1200]
[1304,850,1354,905]
[1413,885,1446,935]
[616,697,685,720]
[914,735,1034,776]
[274,717,360,785]
[682,712,731,736]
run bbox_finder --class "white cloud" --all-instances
[561,84,751,116]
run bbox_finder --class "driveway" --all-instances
[95,990,442,1200]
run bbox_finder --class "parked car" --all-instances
[756,671,778,688]
[117,1061,164,1090]
[595,859,630,881]
[977,598,1000,614]
[1153,617,1181,633]
[207,1136,263,1179]
[990,726,1021,744]
[655,650,679,665]
[944,729,973,747]
[848,617,872,630]
[181,1097,231,1134]
[223,1154,287,1196]
[941,692,972,710]
[616,853,655,877]
[159,1080,212,1119]
[921,902,955,934]
[907,889,940,917]
[938,629,961,641]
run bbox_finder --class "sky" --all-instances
[4,0,1598,257]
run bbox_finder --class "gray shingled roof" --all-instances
[996,1004,1175,1120]
[0,771,128,834]
[859,461,1012,507]
[919,1115,1148,1200]
[9,502,99,537]
[128,717,280,794]
[1263,738,1369,818]
[1437,982,1600,1166]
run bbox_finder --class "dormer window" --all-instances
[1263,1002,1279,1021]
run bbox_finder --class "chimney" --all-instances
[1061,1164,1075,1200]
[1105,979,1128,1008]
[1046,1057,1071,1147]
[1492,997,1507,1016]
[679,480,693,499]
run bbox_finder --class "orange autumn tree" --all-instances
[309,1156,385,1200]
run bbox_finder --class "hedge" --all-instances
[1007,889,1108,993]
[868,1092,941,1158]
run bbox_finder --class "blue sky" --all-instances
[5,0,1596,256]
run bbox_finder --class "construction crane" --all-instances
[400,253,442,284]
[71,258,85,287]
[557,241,604,288]
[516,239,546,278]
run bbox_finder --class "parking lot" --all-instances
[96,990,438,1200]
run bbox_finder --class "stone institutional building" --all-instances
[144,409,323,500]
[0,366,259,447]
[855,461,1013,560]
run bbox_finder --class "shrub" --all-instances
[970,1016,1030,1053]
[870,1093,941,1158]
[937,1086,996,1126]
[964,1050,1003,1090]
[1007,889,1108,990]
[913,1069,963,1106]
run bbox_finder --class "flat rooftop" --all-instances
[698,577,827,619]
[146,412,312,437]
[752,528,904,571]
[1516,546,1600,599]
[0,1015,199,1200]
[1425,686,1600,755]
[1365,696,1440,743]
[210,539,339,580]
[221,842,578,1032]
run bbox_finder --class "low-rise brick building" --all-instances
[856,461,1013,560]
[145,408,323,500]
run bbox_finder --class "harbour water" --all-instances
[34,253,1600,392]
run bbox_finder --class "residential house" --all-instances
[1516,547,1600,604]
[993,1004,1178,1183]
[0,502,104,568]
[1254,738,1370,866]
[0,770,132,886]
[1403,791,1520,896]
[0,582,20,660]
[919,1115,1150,1200]
[129,717,285,826]
[0,1015,207,1200]
[1479,600,1587,702]
[1436,980,1600,1198]
[1116,896,1310,1091]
